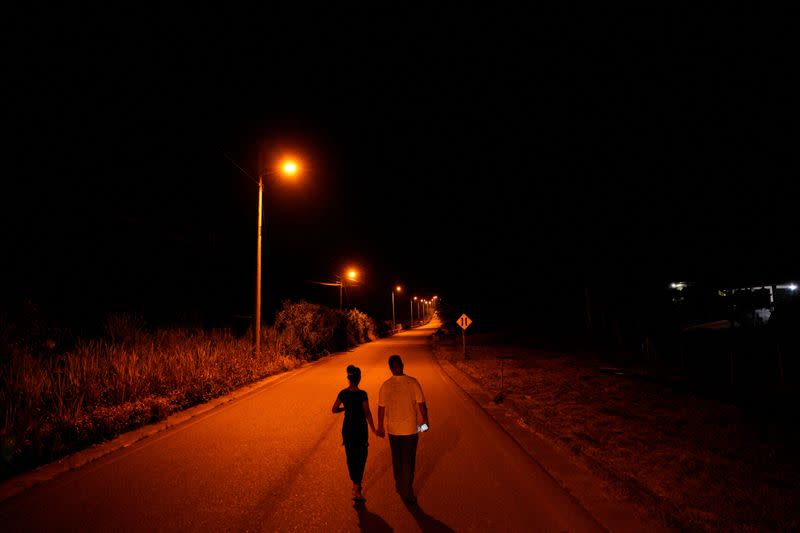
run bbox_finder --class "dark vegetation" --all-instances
[0,300,379,479]
[439,281,800,392]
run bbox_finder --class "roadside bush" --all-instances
[275,300,343,359]
[377,320,394,338]
[275,301,379,359]
[345,308,378,345]
[103,312,146,345]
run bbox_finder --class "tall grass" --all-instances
[0,301,380,478]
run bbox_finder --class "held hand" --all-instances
[375,428,385,438]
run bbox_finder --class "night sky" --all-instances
[3,8,798,331]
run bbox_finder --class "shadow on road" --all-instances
[354,502,393,532]
[407,503,456,533]
[414,424,461,492]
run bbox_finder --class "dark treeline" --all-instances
[436,274,800,392]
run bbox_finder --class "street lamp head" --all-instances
[395,285,402,292]
[280,159,300,179]
[282,160,298,175]
[347,269,358,281]
[413,296,418,301]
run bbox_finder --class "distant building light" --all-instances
[670,282,687,290]
[790,284,798,291]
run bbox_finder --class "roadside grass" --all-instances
[432,331,800,532]
[0,327,299,478]
[0,302,379,479]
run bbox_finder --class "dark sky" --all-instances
[2,8,798,330]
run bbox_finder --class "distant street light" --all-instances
[255,157,302,353]
[392,285,402,331]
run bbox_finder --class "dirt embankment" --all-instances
[432,330,800,532]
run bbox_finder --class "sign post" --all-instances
[457,313,472,358]
[495,354,516,403]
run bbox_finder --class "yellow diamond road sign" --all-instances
[457,314,472,330]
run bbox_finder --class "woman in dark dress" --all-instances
[331,365,376,501]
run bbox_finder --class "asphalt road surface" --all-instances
[0,320,605,532]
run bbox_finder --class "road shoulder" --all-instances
[434,356,668,533]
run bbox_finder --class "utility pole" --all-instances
[255,175,263,353]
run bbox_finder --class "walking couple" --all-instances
[331,354,429,506]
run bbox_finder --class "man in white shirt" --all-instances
[376,354,429,506]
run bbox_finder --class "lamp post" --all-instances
[307,268,358,310]
[339,269,358,310]
[392,285,402,331]
[254,158,300,353]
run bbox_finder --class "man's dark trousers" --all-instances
[388,433,418,500]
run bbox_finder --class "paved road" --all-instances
[0,320,604,532]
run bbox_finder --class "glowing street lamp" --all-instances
[306,267,359,310]
[412,296,417,325]
[392,285,402,331]
[282,160,299,176]
[255,157,301,353]
[337,268,359,310]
